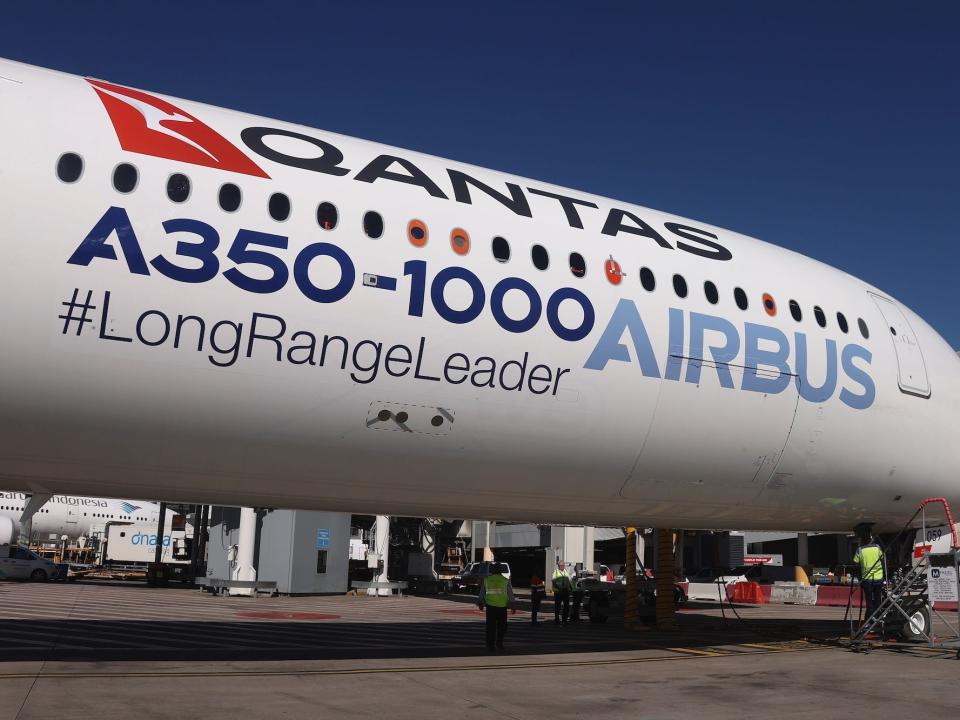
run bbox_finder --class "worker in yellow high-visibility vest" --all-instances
[854,535,885,622]
[478,563,516,651]
[552,557,574,624]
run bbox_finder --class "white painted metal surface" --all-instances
[369,515,391,596]
[0,58,955,532]
[870,292,931,397]
[229,506,258,596]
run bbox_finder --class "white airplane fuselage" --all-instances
[0,491,167,540]
[0,59,956,531]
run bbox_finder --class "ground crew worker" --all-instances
[854,534,885,622]
[477,562,515,651]
[529,573,545,624]
[552,557,574,624]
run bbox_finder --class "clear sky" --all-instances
[3,2,958,347]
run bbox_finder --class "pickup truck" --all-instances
[455,561,512,592]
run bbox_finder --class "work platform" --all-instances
[0,582,957,719]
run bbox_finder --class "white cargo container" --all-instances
[104,523,189,565]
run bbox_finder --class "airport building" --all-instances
[197,510,860,594]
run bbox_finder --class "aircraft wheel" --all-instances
[900,605,931,642]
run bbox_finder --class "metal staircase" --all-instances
[851,552,931,643]
[849,497,960,656]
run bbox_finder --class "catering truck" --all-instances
[103,522,191,565]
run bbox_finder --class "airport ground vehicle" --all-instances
[0,544,59,581]
[455,561,512,592]
[583,571,687,623]
[103,522,191,565]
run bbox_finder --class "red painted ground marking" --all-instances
[439,609,527,616]
[235,611,340,621]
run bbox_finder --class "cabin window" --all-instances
[837,312,849,334]
[317,202,338,230]
[450,228,470,255]
[408,220,428,247]
[363,211,384,239]
[814,305,827,328]
[218,183,241,212]
[113,163,138,194]
[531,244,549,270]
[734,287,748,310]
[672,274,688,298]
[704,280,719,304]
[269,193,291,222]
[789,300,802,322]
[56,152,83,183]
[763,293,777,317]
[492,236,510,262]
[640,267,656,292]
[167,173,191,203]
[569,252,586,278]
[858,318,870,339]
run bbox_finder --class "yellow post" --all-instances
[656,528,677,629]
[624,526,638,629]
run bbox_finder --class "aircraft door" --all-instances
[868,293,930,398]
[66,506,78,524]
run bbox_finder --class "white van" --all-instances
[0,544,58,581]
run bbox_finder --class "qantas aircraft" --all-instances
[0,491,172,543]
[0,58,956,533]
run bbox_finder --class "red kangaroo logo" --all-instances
[87,78,269,178]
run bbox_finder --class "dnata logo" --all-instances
[87,79,269,178]
[119,502,141,515]
[131,532,171,547]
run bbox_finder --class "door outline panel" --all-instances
[868,292,931,399]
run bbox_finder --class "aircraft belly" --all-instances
[622,362,799,509]
[0,314,643,511]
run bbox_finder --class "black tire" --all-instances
[674,586,688,607]
[588,592,610,623]
[29,569,48,582]
[900,604,931,642]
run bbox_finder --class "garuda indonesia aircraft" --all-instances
[0,58,956,532]
[0,492,172,544]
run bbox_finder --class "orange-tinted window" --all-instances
[763,293,777,317]
[408,219,428,247]
[450,228,470,255]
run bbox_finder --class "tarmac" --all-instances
[0,580,957,719]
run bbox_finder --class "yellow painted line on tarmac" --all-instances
[667,647,728,656]
[0,643,829,680]
[740,641,812,651]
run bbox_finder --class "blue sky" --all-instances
[3,2,958,347]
